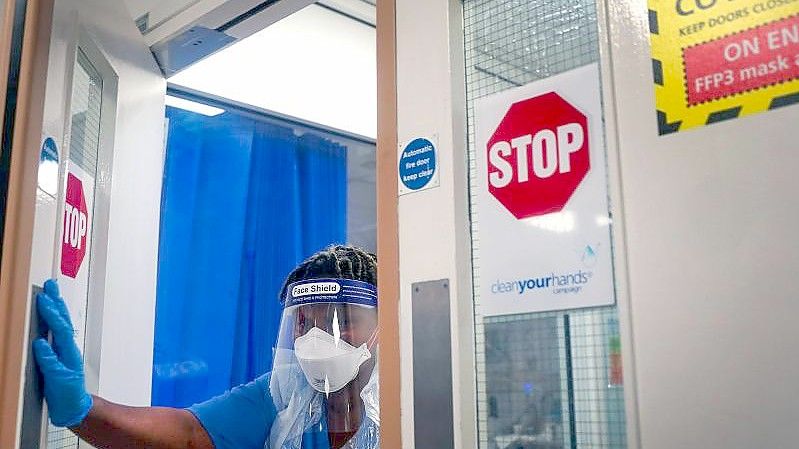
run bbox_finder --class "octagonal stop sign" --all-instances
[486,92,589,219]
[61,173,88,278]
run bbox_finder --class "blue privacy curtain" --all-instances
[152,106,347,407]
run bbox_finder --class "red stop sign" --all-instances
[486,92,589,219]
[61,173,88,278]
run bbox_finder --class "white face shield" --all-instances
[267,278,379,449]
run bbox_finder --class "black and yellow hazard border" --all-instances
[648,0,799,135]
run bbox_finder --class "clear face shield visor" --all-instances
[274,279,378,394]
[268,278,380,449]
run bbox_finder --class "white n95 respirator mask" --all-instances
[294,327,372,394]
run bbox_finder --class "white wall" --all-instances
[90,4,166,407]
[31,0,165,407]
[168,4,377,138]
[395,0,476,448]
[605,2,799,449]
[123,0,196,25]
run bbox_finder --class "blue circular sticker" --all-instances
[41,137,58,162]
[38,137,59,196]
[399,137,436,191]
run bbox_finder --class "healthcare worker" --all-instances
[34,245,380,449]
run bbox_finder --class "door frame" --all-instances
[0,0,54,446]
[375,1,401,449]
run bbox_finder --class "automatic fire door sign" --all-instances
[474,64,615,316]
[649,0,799,135]
[398,135,439,195]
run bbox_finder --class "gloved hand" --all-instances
[32,279,93,428]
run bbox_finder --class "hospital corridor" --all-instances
[0,0,797,448]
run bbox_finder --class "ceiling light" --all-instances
[165,95,225,116]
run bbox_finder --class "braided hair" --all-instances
[280,245,377,301]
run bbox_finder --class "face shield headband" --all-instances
[281,278,378,309]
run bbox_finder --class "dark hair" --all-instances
[279,245,377,300]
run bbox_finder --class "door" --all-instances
[0,0,55,447]
[1,0,167,447]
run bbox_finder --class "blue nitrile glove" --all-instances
[32,279,93,427]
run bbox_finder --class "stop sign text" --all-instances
[63,202,87,250]
[61,172,89,278]
[488,122,585,188]
[486,92,590,219]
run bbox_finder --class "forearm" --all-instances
[71,395,213,449]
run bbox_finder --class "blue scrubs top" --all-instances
[188,373,375,449]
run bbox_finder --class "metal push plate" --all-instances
[411,279,454,449]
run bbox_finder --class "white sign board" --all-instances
[474,64,615,316]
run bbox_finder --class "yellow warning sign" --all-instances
[648,0,799,134]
